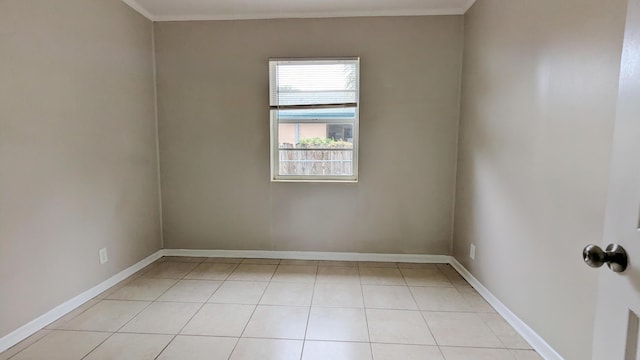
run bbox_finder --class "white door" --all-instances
[591,0,640,359]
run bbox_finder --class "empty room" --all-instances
[1,0,639,359]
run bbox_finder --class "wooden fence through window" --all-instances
[279,149,353,176]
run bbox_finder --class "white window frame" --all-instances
[269,57,360,183]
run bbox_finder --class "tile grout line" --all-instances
[225,260,280,360]
[84,258,191,359]
[80,258,183,360]
[152,257,227,360]
[400,266,448,359]
[356,265,375,359]
[299,262,319,360]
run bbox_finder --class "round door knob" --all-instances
[583,244,628,273]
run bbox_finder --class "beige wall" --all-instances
[0,0,161,338]
[155,16,463,253]
[453,0,626,359]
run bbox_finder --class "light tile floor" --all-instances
[0,257,543,360]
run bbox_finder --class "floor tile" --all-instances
[184,263,238,281]
[478,313,531,349]
[512,350,543,360]
[366,309,435,345]
[318,260,358,268]
[358,261,398,268]
[451,280,474,289]
[119,301,201,334]
[424,312,503,348]
[410,287,472,312]
[157,280,221,302]
[142,262,198,279]
[157,336,237,360]
[208,281,268,304]
[57,300,149,331]
[243,305,309,339]
[10,331,109,360]
[400,269,452,287]
[371,343,444,360]
[306,307,369,341]
[105,278,176,301]
[241,258,281,265]
[440,347,515,360]
[181,303,255,336]
[457,288,496,312]
[45,299,100,329]
[271,265,317,283]
[230,338,302,360]
[362,285,417,310]
[436,264,467,283]
[280,259,319,266]
[84,333,172,360]
[359,268,405,285]
[160,256,206,263]
[313,283,364,307]
[0,259,540,360]
[260,282,314,306]
[205,257,244,263]
[316,266,360,284]
[301,341,372,360]
[398,263,441,270]
[227,264,277,281]
[0,330,51,360]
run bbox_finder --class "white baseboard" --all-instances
[0,250,163,353]
[1,249,562,360]
[449,258,564,360]
[161,249,451,263]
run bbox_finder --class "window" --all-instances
[269,58,359,182]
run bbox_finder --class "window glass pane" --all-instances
[278,123,354,148]
[277,121,354,177]
[277,108,356,122]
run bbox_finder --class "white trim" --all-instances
[462,0,477,13]
[119,0,476,22]
[0,251,163,353]
[162,249,450,263]
[449,258,564,360]
[151,9,467,22]
[121,0,156,21]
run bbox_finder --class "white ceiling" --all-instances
[122,0,476,21]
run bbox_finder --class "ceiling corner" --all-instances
[121,0,156,21]
[462,0,477,13]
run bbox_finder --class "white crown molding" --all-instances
[120,0,476,22]
[0,250,163,354]
[121,0,156,21]
[152,9,465,22]
[449,258,564,360]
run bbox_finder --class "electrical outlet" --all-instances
[99,248,108,264]
[470,244,476,260]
